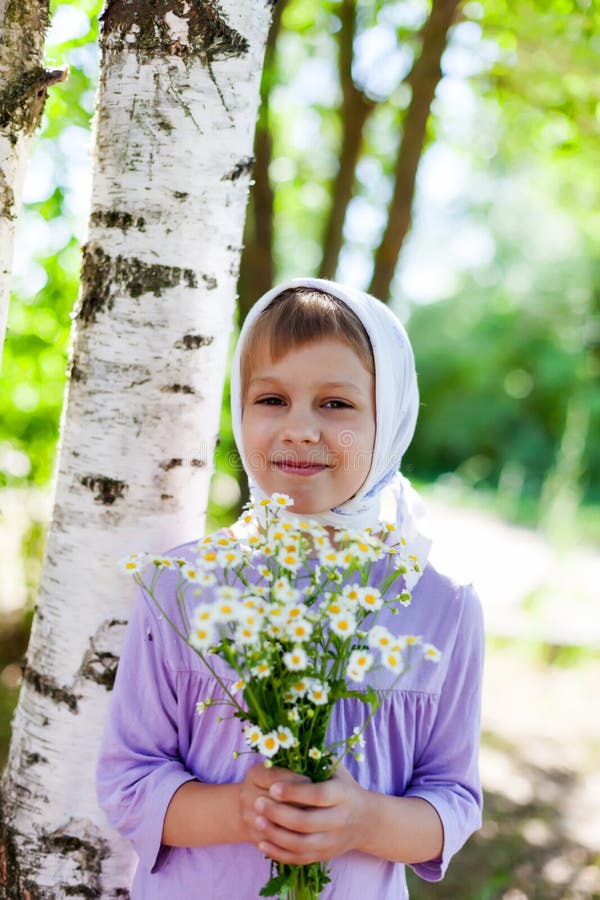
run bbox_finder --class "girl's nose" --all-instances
[280,409,320,444]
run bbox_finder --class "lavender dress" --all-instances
[96,540,484,899]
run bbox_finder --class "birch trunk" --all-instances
[0,0,64,365]
[0,1,273,896]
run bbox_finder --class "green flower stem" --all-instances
[138,576,247,718]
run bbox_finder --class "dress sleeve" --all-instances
[95,588,196,874]
[404,583,484,882]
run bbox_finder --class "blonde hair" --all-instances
[240,288,374,398]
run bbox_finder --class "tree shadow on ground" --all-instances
[407,730,600,899]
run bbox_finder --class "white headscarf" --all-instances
[230,277,431,579]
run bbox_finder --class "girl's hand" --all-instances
[239,763,311,845]
[250,764,368,865]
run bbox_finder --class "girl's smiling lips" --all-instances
[272,460,330,476]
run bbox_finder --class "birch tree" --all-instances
[0,1,273,896]
[0,0,65,367]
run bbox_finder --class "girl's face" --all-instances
[242,338,376,516]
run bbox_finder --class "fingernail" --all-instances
[255,816,266,831]
[254,797,265,812]
[270,783,282,799]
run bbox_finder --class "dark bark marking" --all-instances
[79,649,119,691]
[173,190,188,200]
[101,0,249,63]
[222,156,255,182]
[0,67,67,137]
[80,475,128,506]
[0,170,16,221]
[160,458,182,471]
[40,829,108,896]
[201,274,218,290]
[160,384,195,394]
[174,334,214,350]
[90,210,146,231]
[78,245,198,324]
[190,458,205,468]
[160,494,173,502]
[68,354,87,383]
[23,752,48,767]
[21,662,80,713]
[62,886,101,898]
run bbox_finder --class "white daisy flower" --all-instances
[231,679,245,694]
[285,617,313,643]
[283,646,308,671]
[405,635,422,647]
[341,584,361,605]
[289,678,309,698]
[308,747,322,760]
[381,649,403,673]
[244,725,263,748]
[252,661,271,679]
[277,551,301,573]
[258,731,281,758]
[287,707,300,723]
[274,726,296,749]
[348,649,374,675]
[307,680,329,706]
[217,546,245,568]
[272,577,300,604]
[235,622,261,646]
[189,623,215,650]
[329,611,357,638]
[318,546,341,568]
[180,563,202,582]
[196,570,217,587]
[191,605,214,627]
[197,548,219,569]
[213,600,240,623]
[358,586,383,612]
[422,643,441,663]
[270,493,294,509]
[368,625,396,650]
[118,552,149,574]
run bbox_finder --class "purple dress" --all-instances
[96,539,484,899]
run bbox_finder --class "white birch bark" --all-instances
[0,1,273,895]
[0,0,62,366]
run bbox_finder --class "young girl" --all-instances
[96,277,484,899]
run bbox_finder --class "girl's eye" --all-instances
[324,399,352,409]
[257,396,284,406]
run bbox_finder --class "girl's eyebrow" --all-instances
[249,376,365,393]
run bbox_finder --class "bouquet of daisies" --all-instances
[121,494,440,900]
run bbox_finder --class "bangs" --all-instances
[241,288,374,397]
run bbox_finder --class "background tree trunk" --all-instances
[318,0,375,281]
[369,0,461,302]
[0,0,64,367]
[0,1,273,896]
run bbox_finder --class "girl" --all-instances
[96,277,484,899]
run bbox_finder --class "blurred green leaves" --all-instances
[0,0,102,486]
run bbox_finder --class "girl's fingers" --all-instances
[254,817,328,864]
[255,796,338,835]
[247,764,311,791]
[269,777,340,808]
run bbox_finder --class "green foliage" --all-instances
[0,0,102,487]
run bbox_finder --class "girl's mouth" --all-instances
[273,461,328,476]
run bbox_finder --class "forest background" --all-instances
[0,0,599,897]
